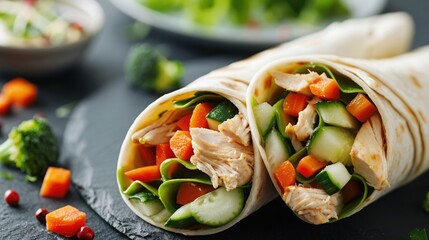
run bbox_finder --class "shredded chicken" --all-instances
[218,113,251,146]
[294,103,318,141]
[284,185,342,224]
[132,110,185,145]
[190,127,254,190]
[350,114,389,190]
[272,71,320,96]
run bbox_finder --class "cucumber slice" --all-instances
[316,101,360,129]
[273,98,295,138]
[165,204,196,228]
[316,162,351,195]
[190,187,245,227]
[253,102,276,138]
[265,128,293,173]
[308,126,355,166]
[206,100,238,130]
[152,208,172,223]
[131,199,165,217]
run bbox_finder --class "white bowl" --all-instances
[0,0,104,76]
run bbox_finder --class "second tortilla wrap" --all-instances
[246,46,429,224]
[116,13,414,235]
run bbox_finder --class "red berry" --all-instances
[77,226,94,240]
[4,189,19,206]
[35,208,49,224]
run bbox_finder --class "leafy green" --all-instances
[125,44,184,94]
[0,117,59,181]
[410,228,428,240]
[129,191,158,203]
[173,92,223,108]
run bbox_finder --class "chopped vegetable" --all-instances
[137,146,156,166]
[274,161,296,192]
[296,155,327,178]
[410,228,428,240]
[2,78,38,108]
[156,143,176,167]
[206,100,238,130]
[0,95,11,115]
[4,189,19,206]
[124,165,161,182]
[316,162,351,195]
[316,101,360,129]
[253,102,276,138]
[283,92,309,117]
[156,143,178,177]
[176,182,214,205]
[169,130,193,161]
[346,93,377,122]
[309,75,340,100]
[190,187,245,227]
[189,102,214,129]
[46,205,86,238]
[40,167,71,198]
[125,44,184,94]
[176,113,192,131]
[0,117,59,181]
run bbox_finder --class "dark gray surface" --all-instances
[1,0,429,239]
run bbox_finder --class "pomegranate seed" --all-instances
[77,226,94,240]
[4,189,19,206]
[35,208,49,224]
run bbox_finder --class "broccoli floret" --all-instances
[125,44,184,94]
[0,117,59,182]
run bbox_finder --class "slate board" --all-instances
[63,57,429,240]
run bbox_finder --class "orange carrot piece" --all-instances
[176,113,192,131]
[156,143,176,167]
[283,92,309,117]
[176,182,214,205]
[46,205,86,238]
[156,143,178,176]
[0,95,11,115]
[170,130,193,161]
[124,165,160,182]
[296,155,328,178]
[274,161,296,192]
[341,178,364,204]
[40,167,71,199]
[346,93,377,122]
[138,145,156,166]
[309,76,340,100]
[189,102,214,128]
[2,78,38,108]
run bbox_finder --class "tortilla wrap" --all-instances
[117,13,414,235]
[246,46,429,224]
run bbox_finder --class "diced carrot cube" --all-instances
[40,167,71,199]
[46,205,86,237]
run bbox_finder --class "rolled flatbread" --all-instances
[117,12,414,235]
[246,46,429,224]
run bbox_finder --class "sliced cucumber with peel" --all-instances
[206,100,238,130]
[273,98,294,138]
[131,199,164,217]
[308,126,355,166]
[265,128,292,173]
[165,204,196,228]
[316,162,351,195]
[253,102,276,138]
[316,101,360,129]
[190,187,245,227]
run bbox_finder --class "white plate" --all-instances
[110,0,387,48]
